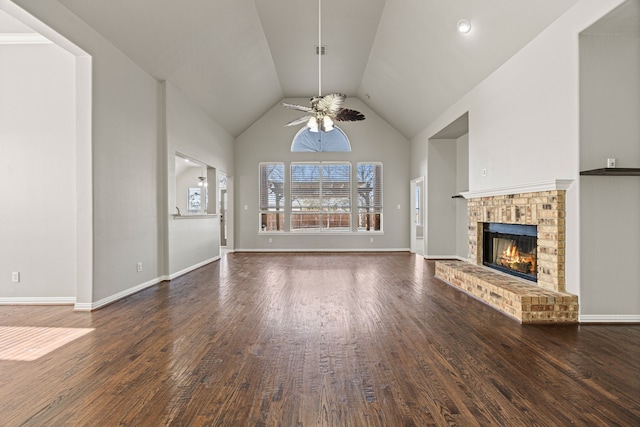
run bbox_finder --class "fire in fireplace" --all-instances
[482,223,537,282]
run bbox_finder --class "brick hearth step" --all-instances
[435,260,578,324]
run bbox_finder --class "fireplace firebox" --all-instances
[483,223,537,282]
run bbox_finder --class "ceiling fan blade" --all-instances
[284,115,312,127]
[281,102,313,113]
[335,108,365,122]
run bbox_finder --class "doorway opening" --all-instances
[410,177,424,255]
[219,172,228,249]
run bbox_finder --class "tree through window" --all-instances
[259,163,284,231]
[357,163,383,231]
[291,162,351,231]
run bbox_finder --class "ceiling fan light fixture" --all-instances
[457,19,472,33]
[323,116,334,132]
[307,116,319,132]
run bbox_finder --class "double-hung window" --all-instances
[356,163,383,231]
[290,162,351,232]
[259,162,285,231]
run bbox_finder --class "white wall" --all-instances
[579,30,640,318]
[235,98,410,251]
[0,42,76,302]
[411,0,634,320]
[165,82,235,276]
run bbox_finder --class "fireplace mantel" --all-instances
[460,179,573,199]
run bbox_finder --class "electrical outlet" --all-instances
[11,272,20,283]
[268,237,273,243]
[370,237,374,243]
[482,168,487,176]
[607,158,616,168]
[136,262,143,272]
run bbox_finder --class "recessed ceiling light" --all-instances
[457,19,471,33]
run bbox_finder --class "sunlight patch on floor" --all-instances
[0,326,94,361]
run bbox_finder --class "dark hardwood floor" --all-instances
[0,253,638,426]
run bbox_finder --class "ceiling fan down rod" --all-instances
[318,0,322,97]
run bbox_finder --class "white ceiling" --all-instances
[4,0,623,138]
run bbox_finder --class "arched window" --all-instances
[291,126,351,152]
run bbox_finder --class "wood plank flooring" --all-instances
[0,252,638,426]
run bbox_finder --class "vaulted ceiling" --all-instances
[6,0,585,138]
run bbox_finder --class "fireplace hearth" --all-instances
[482,223,537,282]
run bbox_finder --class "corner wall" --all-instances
[579,29,640,319]
[410,0,633,320]
[7,1,235,308]
[426,140,457,256]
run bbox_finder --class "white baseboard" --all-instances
[0,297,75,305]
[580,314,640,323]
[235,248,410,253]
[168,256,220,280]
[75,256,221,311]
[75,277,164,311]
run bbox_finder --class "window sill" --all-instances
[259,231,384,235]
[173,214,218,219]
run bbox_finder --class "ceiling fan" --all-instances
[282,0,365,133]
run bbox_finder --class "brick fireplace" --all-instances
[468,189,565,292]
[435,181,578,323]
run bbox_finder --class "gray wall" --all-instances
[426,139,457,256]
[10,0,165,304]
[0,41,76,302]
[165,82,235,276]
[579,30,640,317]
[6,1,235,307]
[424,135,469,259]
[456,134,469,259]
[235,98,410,251]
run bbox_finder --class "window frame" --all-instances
[258,162,285,232]
[290,161,352,233]
[291,126,352,152]
[356,162,383,232]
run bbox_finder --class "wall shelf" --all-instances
[580,168,640,176]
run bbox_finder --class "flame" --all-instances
[499,243,536,274]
